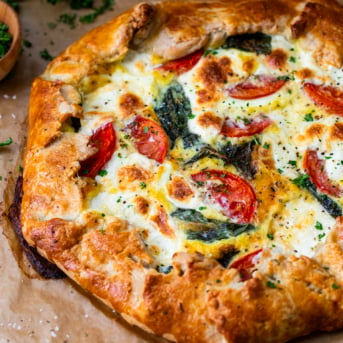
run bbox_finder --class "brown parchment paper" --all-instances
[0,1,343,342]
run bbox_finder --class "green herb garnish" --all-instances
[58,13,77,28]
[315,221,323,231]
[40,48,54,61]
[0,23,12,58]
[23,39,32,48]
[0,137,13,147]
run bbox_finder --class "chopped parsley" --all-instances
[3,0,19,11]
[140,181,147,189]
[315,221,323,230]
[58,13,77,28]
[289,56,296,63]
[267,233,274,240]
[79,0,114,23]
[304,112,314,122]
[204,49,218,57]
[318,233,326,241]
[332,283,340,290]
[0,23,12,58]
[23,39,33,48]
[288,160,297,167]
[40,48,54,61]
[266,281,277,288]
[263,142,270,149]
[276,75,289,81]
[0,137,13,147]
[98,169,108,177]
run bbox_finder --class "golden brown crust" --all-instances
[21,1,343,342]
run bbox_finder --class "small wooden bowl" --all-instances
[0,0,21,81]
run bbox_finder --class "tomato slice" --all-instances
[221,114,272,137]
[304,149,342,197]
[126,116,169,163]
[191,170,256,223]
[303,83,343,116]
[227,75,287,100]
[80,122,116,178]
[157,49,203,75]
[230,249,263,281]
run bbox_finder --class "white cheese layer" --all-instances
[80,35,343,267]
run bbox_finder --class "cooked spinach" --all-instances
[171,208,255,243]
[184,146,229,166]
[292,174,342,218]
[154,82,198,148]
[222,32,272,55]
[221,140,257,179]
[217,249,239,268]
[184,140,256,179]
[172,208,209,223]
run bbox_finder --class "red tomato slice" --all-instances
[303,83,343,116]
[221,114,272,137]
[227,75,287,100]
[126,116,169,163]
[157,49,203,75]
[304,149,342,197]
[191,170,256,223]
[230,249,263,281]
[80,122,116,178]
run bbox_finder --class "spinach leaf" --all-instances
[184,140,256,179]
[171,208,209,223]
[0,137,13,147]
[184,146,229,166]
[171,208,255,243]
[154,82,198,148]
[182,132,201,149]
[221,140,256,179]
[222,32,272,55]
[292,174,342,218]
[217,249,239,268]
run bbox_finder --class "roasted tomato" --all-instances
[126,116,169,163]
[191,170,256,223]
[230,249,263,281]
[227,75,287,100]
[157,49,203,75]
[304,149,342,197]
[221,114,272,137]
[80,122,116,178]
[303,83,343,116]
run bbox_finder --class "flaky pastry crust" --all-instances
[22,1,343,342]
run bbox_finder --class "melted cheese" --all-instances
[80,34,343,267]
